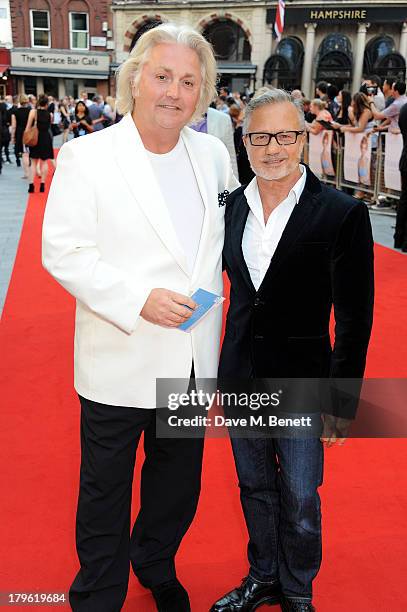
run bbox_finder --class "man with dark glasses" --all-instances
[211,89,374,612]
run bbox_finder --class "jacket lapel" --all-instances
[181,127,210,283]
[230,191,256,293]
[112,113,189,275]
[258,168,322,293]
[230,167,322,295]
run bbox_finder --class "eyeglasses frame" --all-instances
[245,130,305,146]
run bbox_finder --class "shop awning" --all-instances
[0,64,10,76]
[217,63,257,74]
[9,67,109,79]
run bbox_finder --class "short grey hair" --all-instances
[116,22,218,122]
[242,88,305,134]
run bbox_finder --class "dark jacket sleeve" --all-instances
[330,202,374,379]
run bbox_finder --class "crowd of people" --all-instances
[211,77,406,246]
[0,91,121,191]
[197,78,406,217]
[1,75,407,249]
[199,78,407,209]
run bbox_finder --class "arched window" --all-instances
[364,36,395,73]
[202,19,251,62]
[316,34,353,89]
[364,36,406,81]
[263,37,304,90]
[130,19,162,52]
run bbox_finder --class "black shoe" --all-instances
[280,598,315,611]
[402,244,407,253]
[210,575,281,611]
[28,183,34,193]
[151,579,191,612]
[40,182,45,192]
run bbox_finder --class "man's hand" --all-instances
[320,413,352,447]
[140,288,197,328]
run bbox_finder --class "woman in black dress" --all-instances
[70,101,94,138]
[331,90,352,129]
[25,94,54,193]
[10,94,31,179]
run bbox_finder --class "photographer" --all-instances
[360,75,385,110]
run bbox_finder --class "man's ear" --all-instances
[298,132,306,156]
[131,79,139,99]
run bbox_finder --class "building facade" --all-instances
[111,0,407,97]
[0,0,13,97]
[8,0,115,99]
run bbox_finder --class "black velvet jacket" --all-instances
[219,167,374,384]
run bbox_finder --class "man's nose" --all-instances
[166,80,180,99]
[265,136,281,154]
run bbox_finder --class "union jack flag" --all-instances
[274,0,286,41]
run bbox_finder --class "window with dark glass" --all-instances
[30,10,50,48]
[23,76,37,95]
[263,37,304,90]
[202,19,251,62]
[70,12,89,50]
[364,36,406,81]
[316,34,353,89]
[130,20,162,52]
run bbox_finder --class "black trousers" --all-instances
[395,172,407,248]
[69,393,204,612]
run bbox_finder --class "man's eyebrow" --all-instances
[155,66,197,79]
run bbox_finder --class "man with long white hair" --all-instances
[42,22,238,612]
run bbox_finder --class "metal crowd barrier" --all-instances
[304,132,401,209]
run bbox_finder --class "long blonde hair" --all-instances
[115,22,218,122]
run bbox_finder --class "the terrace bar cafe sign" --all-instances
[11,49,110,73]
[266,6,407,25]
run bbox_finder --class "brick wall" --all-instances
[10,0,112,50]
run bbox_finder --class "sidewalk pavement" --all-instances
[0,142,405,318]
[0,158,32,317]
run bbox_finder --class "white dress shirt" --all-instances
[242,165,307,290]
[147,137,204,276]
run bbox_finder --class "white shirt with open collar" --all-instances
[242,164,307,291]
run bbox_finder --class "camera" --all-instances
[360,83,378,96]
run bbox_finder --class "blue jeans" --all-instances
[230,436,324,602]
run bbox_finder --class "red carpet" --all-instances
[1,171,407,611]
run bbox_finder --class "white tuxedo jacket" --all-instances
[42,113,239,407]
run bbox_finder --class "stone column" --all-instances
[301,23,317,98]
[36,76,44,95]
[58,78,66,99]
[352,23,369,94]
[399,22,407,64]
[251,6,271,91]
